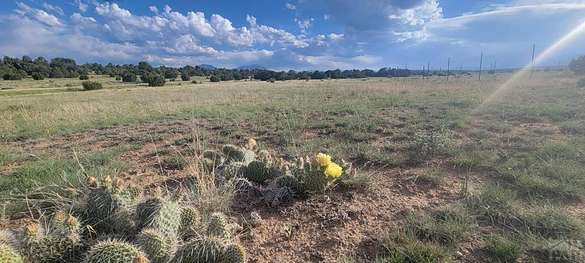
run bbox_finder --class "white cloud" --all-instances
[286,3,297,10]
[75,0,88,13]
[16,2,62,27]
[43,2,64,16]
[295,18,314,32]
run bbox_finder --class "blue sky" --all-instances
[0,0,584,70]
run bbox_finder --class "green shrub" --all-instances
[122,72,137,82]
[31,72,45,80]
[181,74,190,81]
[210,75,221,82]
[2,72,23,80]
[79,75,89,80]
[141,73,166,87]
[81,81,103,91]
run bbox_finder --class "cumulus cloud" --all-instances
[0,2,349,69]
[16,2,62,27]
[286,3,297,10]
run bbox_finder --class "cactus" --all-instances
[272,175,302,194]
[221,243,246,263]
[203,150,224,168]
[137,228,176,263]
[172,237,225,263]
[51,211,81,239]
[244,161,281,184]
[136,198,181,237]
[301,171,330,193]
[222,145,255,165]
[0,244,24,263]
[207,213,229,238]
[21,219,83,263]
[220,162,246,180]
[86,240,147,263]
[85,187,135,234]
[179,207,201,240]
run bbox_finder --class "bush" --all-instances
[141,73,166,87]
[2,72,23,80]
[181,74,190,81]
[31,72,45,80]
[79,75,89,80]
[121,73,137,83]
[210,75,220,82]
[81,81,103,91]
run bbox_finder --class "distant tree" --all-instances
[121,72,137,82]
[32,72,44,80]
[210,75,221,82]
[79,74,89,80]
[569,55,585,75]
[81,81,103,91]
[141,73,165,86]
[181,74,190,81]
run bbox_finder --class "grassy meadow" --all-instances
[1,71,585,262]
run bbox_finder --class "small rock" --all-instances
[250,212,263,227]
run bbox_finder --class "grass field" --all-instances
[1,71,585,262]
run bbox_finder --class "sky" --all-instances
[0,0,584,70]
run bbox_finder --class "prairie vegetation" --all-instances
[1,70,585,262]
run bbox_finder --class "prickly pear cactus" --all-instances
[222,145,255,165]
[0,244,24,263]
[203,150,224,166]
[86,240,147,263]
[22,216,82,263]
[85,187,136,234]
[136,198,181,237]
[172,237,225,263]
[244,161,281,184]
[221,243,246,263]
[137,228,176,263]
[207,213,229,238]
[220,162,246,180]
[272,175,302,193]
[179,207,201,240]
[301,170,330,193]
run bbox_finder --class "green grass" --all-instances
[0,146,127,194]
[484,235,523,263]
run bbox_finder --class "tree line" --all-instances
[0,55,471,85]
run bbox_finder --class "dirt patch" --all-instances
[234,170,465,262]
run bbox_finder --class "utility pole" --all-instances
[447,57,451,81]
[427,61,430,78]
[530,44,536,78]
[478,52,483,81]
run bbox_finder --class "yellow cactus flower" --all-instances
[324,163,343,178]
[316,153,332,167]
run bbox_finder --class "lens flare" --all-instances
[473,19,585,112]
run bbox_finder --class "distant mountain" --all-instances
[198,64,216,70]
[237,64,267,70]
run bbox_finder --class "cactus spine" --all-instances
[179,207,201,240]
[207,213,229,238]
[221,243,246,263]
[136,198,181,237]
[137,228,176,263]
[172,237,224,263]
[86,240,147,263]
[244,161,280,184]
[0,244,24,263]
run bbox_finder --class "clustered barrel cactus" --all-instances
[5,176,246,263]
[199,140,355,207]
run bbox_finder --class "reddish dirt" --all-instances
[233,170,465,262]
